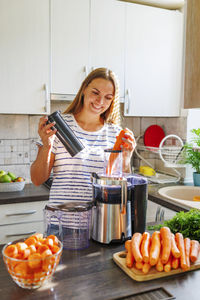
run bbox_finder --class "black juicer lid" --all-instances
[45,201,93,212]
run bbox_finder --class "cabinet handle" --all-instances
[6,231,37,237]
[44,83,49,113]
[125,89,131,114]
[6,210,37,216]
[84,65,88,77]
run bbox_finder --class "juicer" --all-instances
[91,172,148,244]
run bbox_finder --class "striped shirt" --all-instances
[44,114,121,205]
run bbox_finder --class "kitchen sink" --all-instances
[158,185,200,210]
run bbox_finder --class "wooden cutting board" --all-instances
[113,251,200,282]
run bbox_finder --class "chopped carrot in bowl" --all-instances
[2,233,62,289]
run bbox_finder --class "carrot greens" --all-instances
[148,209,200,242]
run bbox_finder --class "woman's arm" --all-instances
[30,116,57,186]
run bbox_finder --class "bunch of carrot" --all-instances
[125,227,199,274]
[3,233,62,284]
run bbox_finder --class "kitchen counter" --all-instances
[0,181,192,212]
[1,238,200,300]
[0,184,49,205]
[148,183,190,212]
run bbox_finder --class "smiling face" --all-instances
[82,78,114,116]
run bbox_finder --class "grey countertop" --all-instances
[0,184,49,205]
[1,235,200,300]
[0,182,191,213]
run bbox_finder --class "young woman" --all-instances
[31,68,136,204]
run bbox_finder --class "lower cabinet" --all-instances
[0,200,48,244]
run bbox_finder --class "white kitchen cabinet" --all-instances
[0,200,48,244]
[90,0,125,99]
[51,0,90,96]
[0,0,50,114]
[124,3,184,117]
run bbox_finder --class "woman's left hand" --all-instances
[120,128,136,173]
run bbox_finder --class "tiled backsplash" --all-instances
[0,104,188,183]
[0,138,38,183]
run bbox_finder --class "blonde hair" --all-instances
[63,67,121,125]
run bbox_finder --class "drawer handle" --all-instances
[6,231,37,237]
[6,210,37,216]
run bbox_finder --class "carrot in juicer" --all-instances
[190,240,199,263]
[106,129,129,176]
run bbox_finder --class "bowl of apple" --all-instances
[0,170,25,192]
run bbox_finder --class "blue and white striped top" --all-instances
[47,114,121,205]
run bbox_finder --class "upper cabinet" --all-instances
[184,0,200,109]
[124,3,184,117]
[90,0,125,99]
[0,0,50,114]
[0,0,184,116]
[51,0,90,95]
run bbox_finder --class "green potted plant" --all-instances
[181,128,200,186]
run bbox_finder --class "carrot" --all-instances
[149,231,161,266]
[184,238,191,270]
[44,238,54,249]
[141,232,151,263]
[190,240,199,263]
[125,240,134,268]
[47,235,59,245]
[25,237,37,246]
[38,244,49,254]
[175,232,187,270]
[4,244,18,258]
[142,263,151,274]
[135,261,144,270]
[156,254,164,272]
[31,233,43,241]
[164,255,172,272]
[28,253,42,269]
[106,129,129,176]
[28,245,37,254]
[171,233,181,258]
[131,232,143,263]
[160,227,172,264]
[172,257,179,269]
[16,242,28,254]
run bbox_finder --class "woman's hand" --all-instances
[38,116,57,149]
[120,128,136,173]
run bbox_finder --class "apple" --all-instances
[7,171,16,181]
[14,177,25,182]
[0,174,12,183]
[0,170,6,178]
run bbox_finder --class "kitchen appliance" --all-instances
[44,201,93,250]
[91,173,147,244]
[47,110,84,157]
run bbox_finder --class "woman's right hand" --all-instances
[38,116,57,149]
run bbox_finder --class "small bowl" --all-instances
[2,238,63,289]
[0,181,25,192]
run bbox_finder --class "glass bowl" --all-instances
[2,236,63,289]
